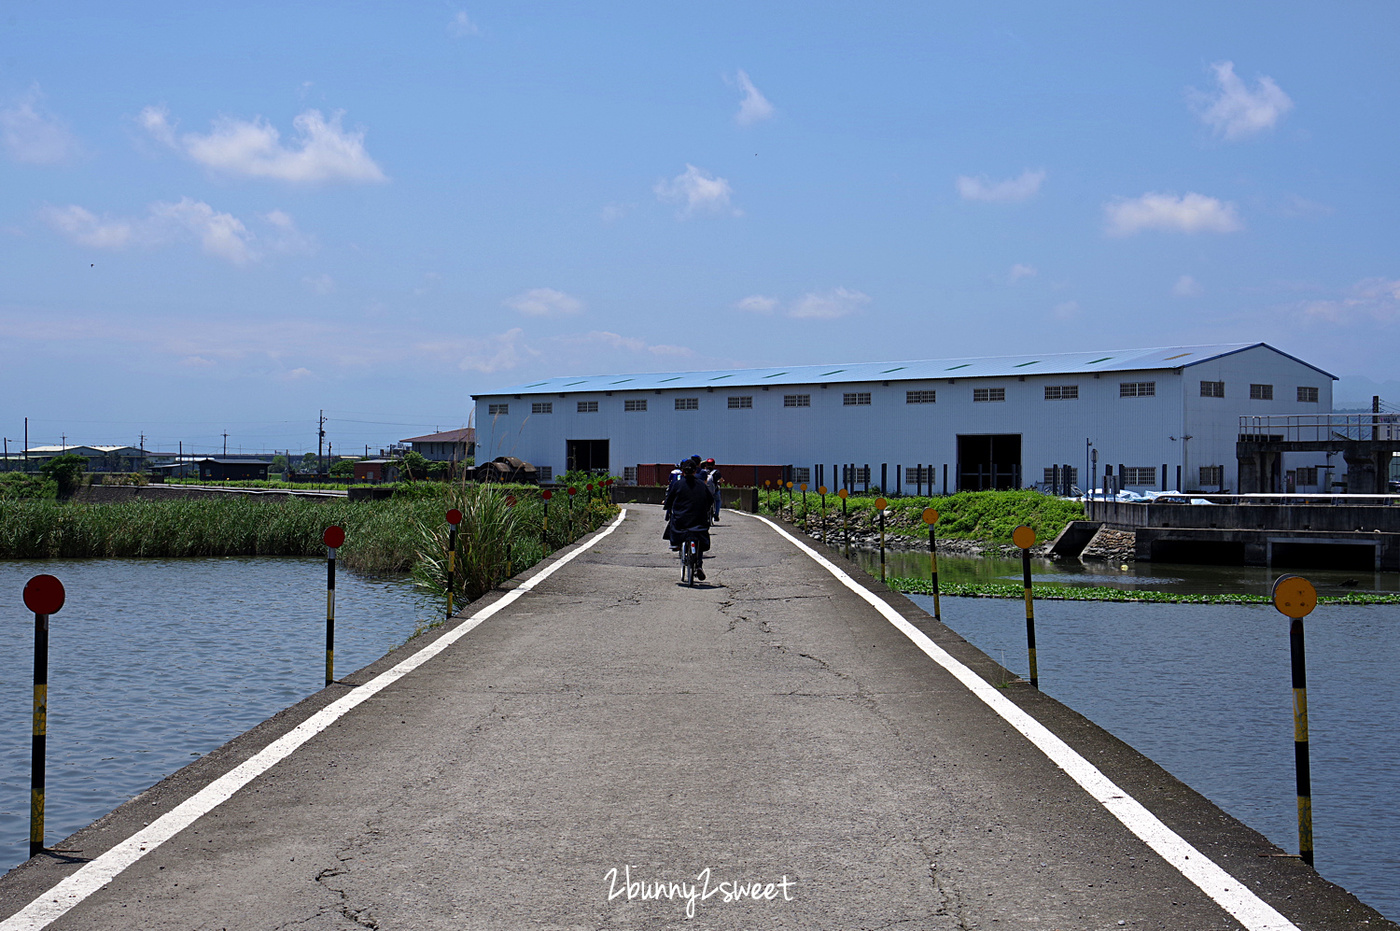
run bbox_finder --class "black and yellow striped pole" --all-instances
[23,574,65,858]
[323,526,345,686]
[838,488,850,558]
[875,497,888,583]
[801,483,808,534]
[1013,525,1038,689]
[445,508,462,620]
[923,508,941,621]
[786,481,794,520]
[1272,574,1318,866]
[818,486,828,544]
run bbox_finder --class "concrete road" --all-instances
[0,506,1392,930]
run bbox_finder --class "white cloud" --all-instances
[2,86,80,164]
[144,107,386,184]
[654,164,739,217]
[1300,278,1400,324]
[600,202,632,223]
[788,288,871,320]
[149,198,255,264]
[1053,300,1081,320]
[180,355,217,368]
[1009,264,1037,281]
[43,197,262,264]
[735,295,779,314]
[40,205,135,249]
[504,288,584,317]
[304,274,336,295]
[1191,61,1293,141]
[448,11,481,37]
[1173,274,1203,297]
[448,328,538,373]
[260,209,315,254]
[732,69,774,126]
[956,169,1045,203]
[1104,192,1243,236]
[565,331,694,358]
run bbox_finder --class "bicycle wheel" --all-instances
[682,543,696,586]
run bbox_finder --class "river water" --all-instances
[0,558,431,875]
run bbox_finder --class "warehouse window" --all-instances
[784,394,810,408]
[531,402,553,414]
[488,403,508,416]
[1122,467,1157,485]
[1119,382,1155,398]
[793,467,811,484]
[906,465,934,485]
[1297,386,1319,403]
[906,390,936,404]
[675,397,699,411]
[1250,383,1274,400]
[1200,465,1224,486]
[1044,385,1079,400]
[1201,381,1225,398]
[623,466,638,482]
[973,387,1005,402]
[537,466,553,482]
[624,399,647,412]
[1042,466,1078,486]
[843,392,872,406]
[577,400,598,413]
[728,396,753,409]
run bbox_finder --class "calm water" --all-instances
[0,558,431,874]
[900,592,1400,921]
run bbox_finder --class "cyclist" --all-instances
[662,458,714,580]
[703,458,721,522]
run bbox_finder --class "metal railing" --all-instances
[1238,413,1400,443]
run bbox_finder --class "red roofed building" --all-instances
[400,428,475,462]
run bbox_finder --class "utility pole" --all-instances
[318,410,326,474]
[25,417,29,471]
[223,431,229,457]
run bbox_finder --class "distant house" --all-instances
[354,459,398,483]
[23,445,149,473]
[197,459,271,481]
[400,428,475,462]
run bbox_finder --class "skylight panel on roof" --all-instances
[525,381,550,388]
[709,374,733,380]
[882,366,906,373]
[1087,357,1113,364]
[945,364,971,371]
[763,371,788,378]
[1163,352,1192,360]
[610,378,634,385]
[564,380,588,386]
[659,376,682,383]
[1014,360,1041,368]
[820,369,845,376]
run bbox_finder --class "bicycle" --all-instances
[680,536,700,586]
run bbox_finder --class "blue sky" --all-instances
[4,3,1398,456]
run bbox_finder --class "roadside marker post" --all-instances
[23,574,64,859]
[838,488,850,558]
[818,486,828,544]
[542,489,553,551]
[875,497,888,583]
[323,526,345,687]
[1013,525,1038,689]
[923,508,941,620]
[800,483,808,533]
[1272,574,1318,866]
[445,509,462,621]
[567,486,577,540]
[505,494,518,575]
[786,481,794,520]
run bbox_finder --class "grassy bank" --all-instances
[761,489,1086,545]
[0,486,617,599]
[885,576,1400,605]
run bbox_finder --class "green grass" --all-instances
[885,576,1400,605]
[763,489,1087,545]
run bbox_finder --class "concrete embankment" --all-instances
[0,506,1391,929]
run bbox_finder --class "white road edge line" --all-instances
[753,514,1300,931]
[0,509,630,931]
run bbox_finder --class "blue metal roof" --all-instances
[476,342,1336,397]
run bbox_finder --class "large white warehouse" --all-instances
[471,342,1337,493]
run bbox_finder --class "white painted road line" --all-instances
[0,509,629,931]
[754,514,1301,931]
